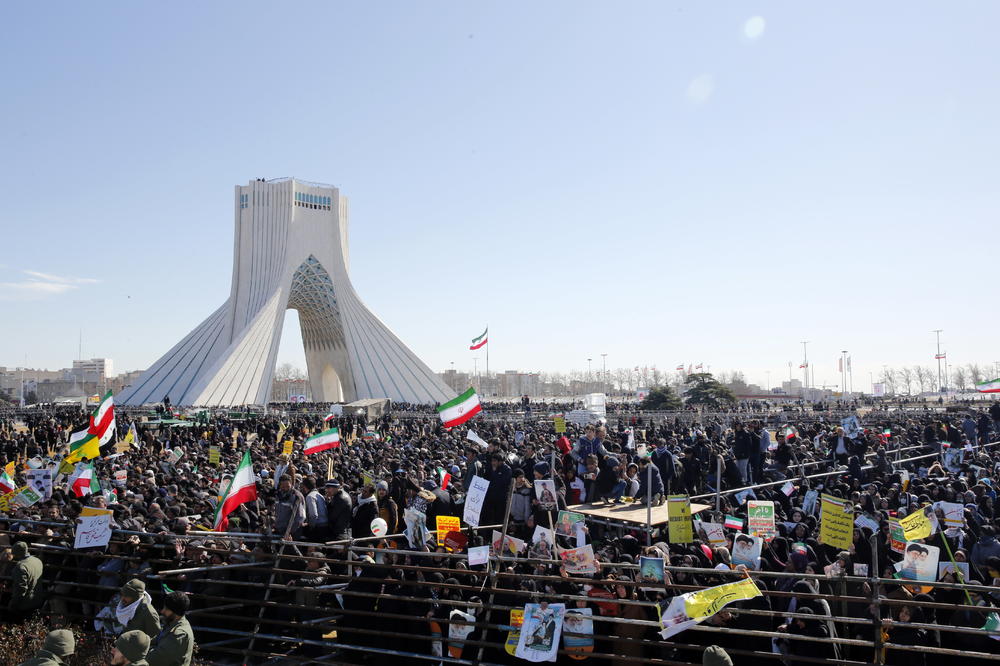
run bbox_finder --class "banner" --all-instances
[639,556,665,590]
[899,508,933,541]
[12,486,41,508]
[209,446,220,464]
[282,440,294,456]
[505,609,525,656]
[819,494,853,550]
[667,495,693,543]
[660,577,762,639]
[888,518,906,553]
[515,603,566,662]
[24,469,52,501]
[553,416,567,434]
[747,500,775,539]
[841,415,861,439]
[895,541,940,582]
[693,520,727,547]
[436,515,461,546]
[463,475,489,528]
[559,544,597,574]
[74,512,113,549]
[469,545,490,566]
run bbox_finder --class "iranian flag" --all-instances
[304,427,340,454]
[976,378,1000,394]
[0,470,15,494]
[323,413,336,423]
[437,387,482,428]
[469,327,488,350]
[90,391,116,445]
[724,515,744,530]
[214,450,258,531]
[437,466,451,490]
[68,462,100,498]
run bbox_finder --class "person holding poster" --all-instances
[732,534,763,569]
[516,602,566,662]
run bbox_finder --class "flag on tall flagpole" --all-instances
[214,450,258,531]
[437,387,482,428]
[469,327,488,350]
[976,378,1000,394]
[304,428,340,454]
[695,363,703,370]
[675,365,684,371]
[799,362,809,369]
[935,353,947,360]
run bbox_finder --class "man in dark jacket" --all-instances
[351,484,379,539]
[118,578,161,639]
[147,592,195,666]
[651,438,676,493]
[482,452,512,527]
[636,456,664,504]
[325,480,353,541]
[7,541,44,620]
[274,476,305,539]
[733,423,755,484]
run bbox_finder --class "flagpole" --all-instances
[485,324,489,391]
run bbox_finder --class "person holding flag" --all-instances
[213,450,258,532]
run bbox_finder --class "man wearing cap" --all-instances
[325,479,353,541]
[274,475,306,539]
[147,592,195,666]
[17,629,74,666]
[7,540,44,620]
[111,630,150,665]
[117,578,161,639]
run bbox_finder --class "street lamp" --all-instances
[587,358,593,383]
[601,353,607,393]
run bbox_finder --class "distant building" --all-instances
[271,378,313,403]
[72,358,114,384]
[500,371,540,397]
[438,370,471,395]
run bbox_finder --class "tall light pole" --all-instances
[587,358,593,384]
[601,353,607,393]
[841,351,848,395]
[933,329,943,392]
[800,341,810,390]
[765,370,771,392]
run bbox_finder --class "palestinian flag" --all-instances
[69,462,100,498]
[0,470,15,494]
[66,428,100,464]
[90,391,116,445]
[976,378,1000,394]
[437,466,451,490]
[437,387,482,428]
[469,327,488,351]
[214,450,258,531]
[304,428,340,454]
[724,515,744,530]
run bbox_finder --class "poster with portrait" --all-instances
[693,520,727,548]
[404,508,430,549]
[534,479,557,511]
[562,608,594,659]
[731,533,762,570]
[515,602,566,662]
[895,541,940,582]
[491,530,526,557]
[529,526,555,560]
[559,544,596,575]
[555,510,585,537]
[941,448,964,473]
[24,469,53,501]
[939,561,970,581]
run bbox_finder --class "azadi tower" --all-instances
[119,178,453,406]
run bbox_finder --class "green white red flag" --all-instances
[437,387,481,428]
[469,327,488,350]
[214,450,257,531]
[304,428,340,454]
[437,466,451,490]
[68,462,100,498]
[0,470,15,494]
[976,378,1000,394]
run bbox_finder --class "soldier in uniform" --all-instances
[147,592,195,666]
[8,541,44,620]
[111,630,151,665]
[117,579,161,639]
[17,629,74,666]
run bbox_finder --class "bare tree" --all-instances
[914,366,933,394]
[880,368,897,395]
[896,367,915,395]
[952,366,969,392]
[650,368,663,387]
[275,362,306,381]
[967,363,984,386]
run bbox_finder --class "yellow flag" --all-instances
[899,508,932,541]
[4,461,15,477]
[684,577,762,619]
[277,422,287,443]
[282,440,294,456]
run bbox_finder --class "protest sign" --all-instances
[114,469,128,485]
[516,603,566,662]
[491,531,526,557]
[444,531,468,552]
[942,448,964,473]
[529,526,555,560]
[282,440,294,456]
[668,495,693,543]
[555,510,585,537]
[940,561,970,581]
[553,416,567,434]
[404,508,430,549]
[854,514,880,533]
[560,544,597,574]
[562,608,594,659]
[74,512,112,549]
[12,486,41,508]
[732,534,762,569]
[436,515,461,546]
[899,507,933,541]
[781,481,795,496]
[841,415,861,439]
[693,520,727,548]
[734,488,756,506]
[935,501,964,528]
[169,448,184,464]
[534,479,557,511]
[468,545,490,566]
[802,490,819,516]
[505,609,524,656]
[747,500,775,539]
[660,577,762,639]
[0,492,12,512]
[24,469,52,501]
[209,446,220,464]
[466,430,488,449]
[819,494,853,550]
[639,556,665,590]
[896,542,940,582]
[463,475,489,528]
[888,518,906,553]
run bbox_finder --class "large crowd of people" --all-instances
[1,398,999,665]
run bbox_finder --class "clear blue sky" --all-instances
[2,2,998,390]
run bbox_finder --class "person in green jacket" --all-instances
[8,541,44,619]
[17,629,74,666]
[112,630,150,665]
[147,592,194,666]
[117,579,161,639]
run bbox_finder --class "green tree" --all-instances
[684,372,737,408]
[639,385,683,410]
